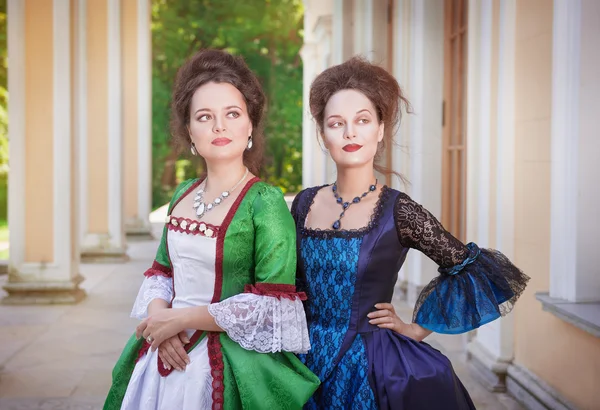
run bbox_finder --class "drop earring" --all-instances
[190,143,198,156]
[247,136,253,150]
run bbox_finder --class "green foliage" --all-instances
[151,0,304,208]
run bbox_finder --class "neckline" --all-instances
[168,176,260,226]
[300,185,391,239]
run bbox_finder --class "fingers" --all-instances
[377,322,397,329]
[367,309,392,319]
[136,320,148,339]
[178,331,191,345]
[169,341,190,370]
[158,349,174,371]
[150,333,164,352]
[374,303,395,312]
[164,343,186,370]
[369,316,395,325]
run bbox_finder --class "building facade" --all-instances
[5,0,152,302]
[301,0,600,409]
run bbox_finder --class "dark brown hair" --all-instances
[170,49,266,175]
[309,56,411,180]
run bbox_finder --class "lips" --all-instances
[212,137,232,146]
[342,144,363,152]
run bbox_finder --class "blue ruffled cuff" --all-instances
[413,243,530,334]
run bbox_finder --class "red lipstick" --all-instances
[343,144,363,152]
[212,137,232,146]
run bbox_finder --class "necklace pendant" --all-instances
[207,203,213,210]
[214,197,222,204]
[193,201,200,209]
[332,220,341,230]
[222,191,230,197]
[196,203,206,217]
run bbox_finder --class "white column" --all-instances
[467,0,517,391]
[300,43,318,189]
[107,0,125,251]
[549,0,600,303]
[392,0,411,293]
[4,0,85,304]
[133,0,153,237]
[77,0,88,252]
[7,0,25,271]
[404,0,445,305]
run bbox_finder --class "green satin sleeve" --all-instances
[252,185,297,285]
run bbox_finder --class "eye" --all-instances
[197,114,211,122]
[329,121,343,128]
[226,111,240,119]
[357,118,370,124]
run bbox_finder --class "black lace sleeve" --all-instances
[394,193,530,334]
[394,193,469,267]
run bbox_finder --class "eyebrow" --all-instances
[356,109,372,115]
[194,105,242,115]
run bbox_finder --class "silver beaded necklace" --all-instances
[193,167,249,219]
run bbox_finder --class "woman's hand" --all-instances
[368,303,407,333]
[158,331,191,371]
[136,308,187,351]
[368,303,432,342]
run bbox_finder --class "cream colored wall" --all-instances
[86,0,109,233]
[24,0,54,262]
[123,0,139,221]
[513,1,600,408]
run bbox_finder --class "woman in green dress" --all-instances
[104,49,319,410]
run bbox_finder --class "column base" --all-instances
[81,233,129,263]
[507,363,576,410]
[2,274,87,305]
[467,338,510,392]
[125,218,154,241]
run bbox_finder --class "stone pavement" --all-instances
[0,224,524,410]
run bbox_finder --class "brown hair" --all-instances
[309,56,411,181]
[170,49,266,175]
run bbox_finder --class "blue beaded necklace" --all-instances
[331,180,378,230]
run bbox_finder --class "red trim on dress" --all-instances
[166,216,220,238]
[208,333,225,409]
[244,283,307,301]
[143,260,172,278]
[209,177,259,410]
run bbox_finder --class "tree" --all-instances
[151,0,304,208]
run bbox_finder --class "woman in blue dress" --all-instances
[292,57,530,409]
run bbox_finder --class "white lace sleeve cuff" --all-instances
[130,275,174,320]
[207,291,310,354]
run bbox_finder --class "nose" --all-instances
[213,116,226,133]
[344,123,356,140]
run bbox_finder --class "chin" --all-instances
[203,149,245,163]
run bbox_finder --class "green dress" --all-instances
[104,178,319,410]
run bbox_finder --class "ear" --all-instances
[247,122,253,139]
[320,132,330,150]
[377,123,385,143]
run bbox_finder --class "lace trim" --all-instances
[244,283,307,301]
[299,185,392,239]
[208,293,311,354]
[208,333,224,410]
[130,275,173,320]
[143,260,172,278]
[166,216,220,238]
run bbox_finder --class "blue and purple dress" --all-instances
[291,185,529,410]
